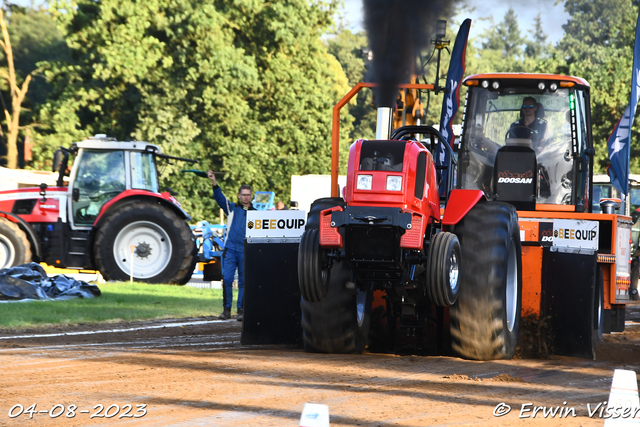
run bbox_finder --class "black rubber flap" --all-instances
[241,241,302,346]
[542,250,597,359]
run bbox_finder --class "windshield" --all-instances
[459,87,579,206]
[131,152,158,192]
[72,150,125,226]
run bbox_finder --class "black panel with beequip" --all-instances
[541,249,597,359]
[493,145,537,211]
[241,241,302,346]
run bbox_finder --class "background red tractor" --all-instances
[0,135,197,284]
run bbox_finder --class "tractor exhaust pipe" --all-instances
[376,107,393,140]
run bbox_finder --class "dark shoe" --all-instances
[237,308,244,321]
[218,309,231,320]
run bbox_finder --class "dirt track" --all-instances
[2,305,640,426]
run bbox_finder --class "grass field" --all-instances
[0,282,231,330]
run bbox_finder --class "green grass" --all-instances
[0,282,235,330]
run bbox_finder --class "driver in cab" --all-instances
[507,96,548,148]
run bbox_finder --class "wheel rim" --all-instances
[113,221,173,279]
[356,288,367,327]
[0,234,15,268]
[505,237,518,332]
[449,249,459,293]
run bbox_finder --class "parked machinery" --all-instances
[0,135,197,284]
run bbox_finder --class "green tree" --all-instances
[0,3,68,168]
[545,0,640,173]
[482,8,525,60]
[524,14,551,59]
[35,0,349,220]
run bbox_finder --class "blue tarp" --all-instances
[0,263,101,301]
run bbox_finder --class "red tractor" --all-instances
[298,86,522,360]
[0,135,197,284]
[298,72,632,361]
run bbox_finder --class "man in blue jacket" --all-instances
[208,170,255,320]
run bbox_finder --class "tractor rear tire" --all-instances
[0,218,31,269]
[450,202,522,360]
[300,196,372,353]
[300,261,372,353]
[630,259,639,301]
[94,200,196,284]
[593,266,604,347]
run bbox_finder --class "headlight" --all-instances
[386,176,402,191]
[357,174,373,190]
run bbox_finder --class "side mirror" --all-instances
[52,149,63,172]
[72,188,80,202]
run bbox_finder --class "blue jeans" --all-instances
[222,248,244,310]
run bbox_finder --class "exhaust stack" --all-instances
[376,107,393,140]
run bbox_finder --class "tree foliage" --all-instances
[545,0,640,173]
[6,0,640,214]
[0,3,65,168]
[34,0,348,221]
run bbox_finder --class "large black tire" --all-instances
[425,231,461,306]
[298,229,330,302]
[94,200,196,284]
[594,266,604,347]
[450,202,522,360]
[301,261,372,353]
[300,197,371,353]
[630,259,639,301]
[0,218,32,269]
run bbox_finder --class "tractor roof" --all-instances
[464,73,590,88]
[593,174,640,185]
[72,134,162,153]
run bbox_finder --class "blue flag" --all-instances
[607,11,640,196]
[437,19,471,197]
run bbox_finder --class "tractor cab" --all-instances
[53,135,162,227]
[458,75,591,211]
[458,74,632,359]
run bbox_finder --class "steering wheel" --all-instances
[505,125,533,140]
[468,135,499,166]
[87,189,122,202]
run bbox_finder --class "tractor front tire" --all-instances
[425,231,461,306]
[94,200,195,284]
[0,218,31,269]
[298,229,330,302]
[451,202,522,360]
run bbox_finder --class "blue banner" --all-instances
[607,11,640,196]
[437,18,471,197]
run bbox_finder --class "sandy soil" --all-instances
[1,305,640,427]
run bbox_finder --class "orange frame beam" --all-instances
[330,82,435,197]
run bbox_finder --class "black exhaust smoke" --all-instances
[363,0,454,107]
